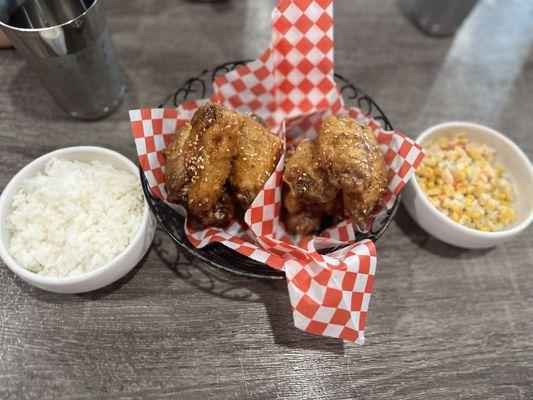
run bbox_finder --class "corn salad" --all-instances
[416,135,516,231]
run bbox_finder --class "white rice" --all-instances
[6,157,144,277]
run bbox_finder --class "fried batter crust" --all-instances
[186,103,241,222]
[282,139,340,236]
[230,115,282,209]
[164,123,192,205]
[283,139,337,204]
[164,103,282,228]
[282,188,322,235]
[316,116,388,223]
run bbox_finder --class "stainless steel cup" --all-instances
[399,0,479,37]
[0,0,124,120]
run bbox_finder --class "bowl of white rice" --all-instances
[0,146,155,293]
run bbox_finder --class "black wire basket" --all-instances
[140,60,400,280]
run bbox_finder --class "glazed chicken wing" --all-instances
[186,102,241,221]
[316,115,388,223]
[164,102,240,227]
[283,139,337,204]
[164,103,282,228]
[164,123,192,205]
[193,191,236,227]
[282,139,339,236]
[230,114,283,209]
[283,188,321,235]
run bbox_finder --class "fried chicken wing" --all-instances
[282,187,321,235]
[316,115,388,223]
[284,210,322,236]
[186,102,241,223]
[193,191,236,228]
[230,114,283,209]
[282,140,340,236]
[283,139,337,204]
[164,123,192,205]
[164,102,240,227]
[164,103,282,228]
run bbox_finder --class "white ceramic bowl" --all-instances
[403,122,533,249]
[0,146,156,293]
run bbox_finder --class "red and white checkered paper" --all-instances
[130,0,424,344]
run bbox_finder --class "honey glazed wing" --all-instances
[229,114,283,209]
[186,102,242,226]
[282,139,340,236]
[164,123,193,205]
[316,115,388,224]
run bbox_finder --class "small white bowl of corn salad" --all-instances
[403,121,533,249]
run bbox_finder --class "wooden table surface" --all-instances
[1,1,532,399]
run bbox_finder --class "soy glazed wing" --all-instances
[164,102,282,228]
[282,116,388,235]
[316,116,388,224]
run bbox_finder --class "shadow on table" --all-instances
[186,0,235,12]
[20,248,150,303]
[394,204,493,259]
[152,231,346,355]
[8,64,67,122]
[78,251,151,301]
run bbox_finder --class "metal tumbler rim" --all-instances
[0,0,99,33]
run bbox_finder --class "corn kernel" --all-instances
[442,169,454,184]
[470,209,483,221]
[453,170,467,182]
[443,184,454,196]
[486,201,497,211]
[451,203,462,213]
[500,207,515,220]
[478,194,489,206]
[468,148,481,160]
[427,188,441,196]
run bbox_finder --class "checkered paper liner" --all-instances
[129,0,424,344]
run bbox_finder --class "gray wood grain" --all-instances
[1,0,532,399]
